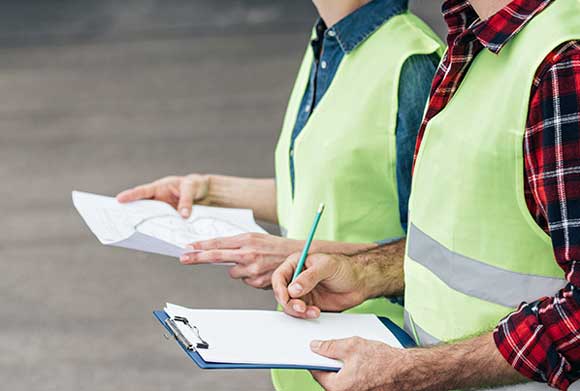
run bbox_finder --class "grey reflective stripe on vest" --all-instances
[403,310,440,346]
[407,224,567,308]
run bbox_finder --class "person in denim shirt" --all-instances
[117,0,441,390]
[118,0,440,288]
[118,4,440,389]
[289,7,439,236]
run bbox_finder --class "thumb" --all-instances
[310,339,349,360]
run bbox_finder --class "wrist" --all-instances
[389,344,466,391]
[356,258,394,299]
[206,174,233,207]
[348,240,406,298]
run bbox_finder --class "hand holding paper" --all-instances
[156,303,410,372]
[116,174,211,218]
[72,191,266,259]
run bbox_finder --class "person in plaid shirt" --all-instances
[271,0,580,390]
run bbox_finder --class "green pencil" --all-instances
[292,203,325,281]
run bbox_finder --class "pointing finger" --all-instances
[180,250,244,265]
[272,254,300,308]
[189,236,243,251]
[177,178,195,218]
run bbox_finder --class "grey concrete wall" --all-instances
[0,2,444,390]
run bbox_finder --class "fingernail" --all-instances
[310,340,322,350]
[307,309,317,318]
[289,283,303,295]
[293,303,304,313]
[179,255,189,263]
[180,209,190,218]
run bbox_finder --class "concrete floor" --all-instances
[0,2,444,390]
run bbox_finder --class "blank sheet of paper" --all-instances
[165,303,403,369]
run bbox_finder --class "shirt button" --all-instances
[305,104,311,113]
[290,149,294,157]
[321,61,327,69]
[327,29,336,38]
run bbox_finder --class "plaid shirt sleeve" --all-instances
[493,41,580,390]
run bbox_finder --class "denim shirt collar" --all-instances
[315,0,409,54]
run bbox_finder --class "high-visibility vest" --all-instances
[405,0,580,388]
[273,12,442,391]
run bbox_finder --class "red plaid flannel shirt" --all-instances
[414,0,580,389]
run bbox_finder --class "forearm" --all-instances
[349,239,406,299]
[206,175,278,223]
[397,333,526,391]
[309,240,377,256]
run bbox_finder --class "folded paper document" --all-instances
[155,303,415,371]
[72,191,266,258]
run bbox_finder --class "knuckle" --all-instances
[347,338,358,349]
[205,250,220,261]
[257,277,270,289]
[242,250,258,263]
[323,340,335,353]
[162,176,178,186]
[288,252,301,263]
[247,263,261,277]
[346,338,360,353]
[228,267,240,279]
[318,254,333,266]
[247,238,258,247]
[253,279,267,289]
[240,233,254,243]
[181,177,194,186]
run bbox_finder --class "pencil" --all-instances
[292,203,325,281]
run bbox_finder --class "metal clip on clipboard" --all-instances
[164,316,210,350]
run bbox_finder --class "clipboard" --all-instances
[154,309,416,371]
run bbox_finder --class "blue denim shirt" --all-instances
[288,0,439,235]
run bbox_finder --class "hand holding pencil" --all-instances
[272,204,370,319]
